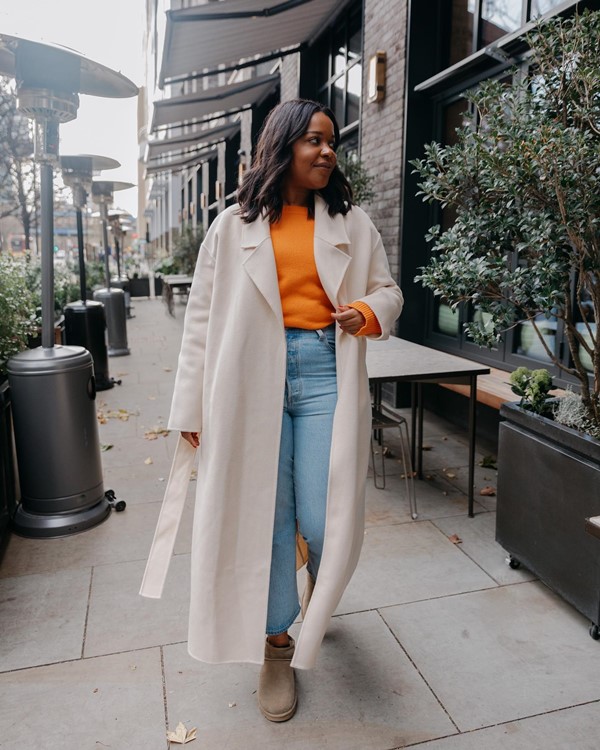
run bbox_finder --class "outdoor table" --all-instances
[366,337,490,517]
[163,274,194,296]
[161,274,194,315]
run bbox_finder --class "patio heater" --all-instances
[92,180,134,356]
[108,209,133,318]
[60,154,121,390]
[0,34,137,537]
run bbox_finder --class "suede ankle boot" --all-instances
[258,636,297,722]
[301,571,316,619]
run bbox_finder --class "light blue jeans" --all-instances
[266,325,338,635]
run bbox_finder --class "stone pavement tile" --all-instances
[381,581,600,732]
[0,648,166,750]
[365,475,487,527]
[0,568,90,672]
[85,555,190,657]
[407,701,600,750]
[162,611,457,750]
[336,522,496,615]
[0,501,165,578]
[433,512,537,586]
[100,428,171,470]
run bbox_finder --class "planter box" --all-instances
[496,401,600,632]
[129,277,151,297]
[0,377,17,551]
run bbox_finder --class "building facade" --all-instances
[140,0,598,390]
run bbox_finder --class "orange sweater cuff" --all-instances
[348,301,382,337]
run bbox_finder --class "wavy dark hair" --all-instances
[237,99,353,223]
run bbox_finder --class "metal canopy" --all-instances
[159,0,343,85]
[60,154,121,173]
[0,34,138,98]
[145,147,216,175]
[152,74,278,130]
[92,180,135,200]
[146,121,239,160]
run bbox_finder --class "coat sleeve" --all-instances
[353,224,404,340]
[167,243,216,433]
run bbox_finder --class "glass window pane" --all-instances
[348,7,362,62]
[334,26,347,76]
[346,63,361,126]
[530,0,564,18]
[333,76,345,127]
[575,286,596,374]
[450,0,476,65]
[514,315,557,363]
[480,0,523,47]
[435,302,460,338]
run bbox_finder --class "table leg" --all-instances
[417,383,424,479]
[410,382,417,471]
[468,374,477,518]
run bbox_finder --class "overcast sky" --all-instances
[1,1,145,216]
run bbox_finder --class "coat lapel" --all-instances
[241,214,283,325]
[240,196,352,320]
[313,195,351,308]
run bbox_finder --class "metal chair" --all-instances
[371,404,418,519]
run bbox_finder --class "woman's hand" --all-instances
[331,305,365,336]
[181,431,200,448]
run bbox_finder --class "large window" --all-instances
[303,1,362,151]
[449,0,566,66]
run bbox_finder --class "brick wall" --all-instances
[361,0,409,285]
[280,53,300,101]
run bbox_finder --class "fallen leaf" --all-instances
[448,534,462,544]
[480,455,497,469]
[480,485,496,496]
[101,444,113,452]
[144,426,169,441]
[144,457,153,465]
[93,688,99,693]
[166,722,197,744]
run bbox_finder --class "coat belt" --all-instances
[139,435,196,599]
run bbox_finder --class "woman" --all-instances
[140,99,403,722]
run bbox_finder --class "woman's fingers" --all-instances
[331,306,365,335]
[181,431,200,448]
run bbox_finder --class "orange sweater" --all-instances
[270,205,381,336]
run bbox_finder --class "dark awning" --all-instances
[151,74,278,130]
[159,0,345,85]
[145,146,217,176]
[146,122,239,160]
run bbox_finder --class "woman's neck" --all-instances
[282,184,311,207]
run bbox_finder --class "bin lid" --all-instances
[7,345,93,375]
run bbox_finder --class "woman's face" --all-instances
[284,112,337,195]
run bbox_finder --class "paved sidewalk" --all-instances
[1,298,600,749]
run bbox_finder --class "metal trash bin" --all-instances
[64,300,114,390]
[93,287,130,356]
[7,345,110,537]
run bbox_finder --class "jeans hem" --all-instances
[266,603,301,636]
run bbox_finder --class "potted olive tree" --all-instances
[412,10,600,636]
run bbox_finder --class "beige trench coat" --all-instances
[140,196,403,669]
